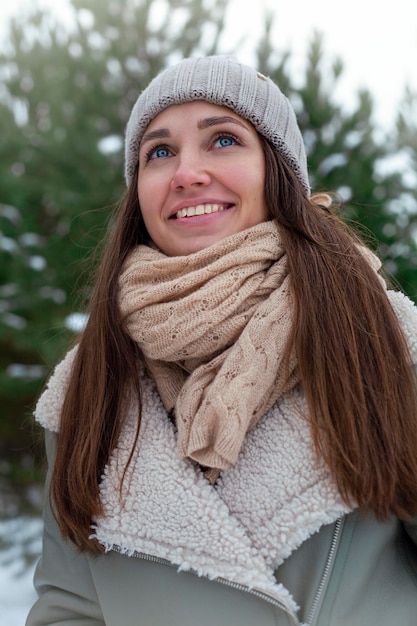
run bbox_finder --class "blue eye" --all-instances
[153,147,170,159]
[213,134,238,149]
[145,145,171,161]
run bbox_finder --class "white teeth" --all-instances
[175,203,227,219]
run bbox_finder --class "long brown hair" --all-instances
[50,139,417,552]
[263,139,417,520]
[50,166,146,550]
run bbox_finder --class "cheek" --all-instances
[137,181,156,237]
[138,168,170,213]
[224,164,260,195]
[242,167,265,203]
[137,174,150,212]
[138,173,160,218]
[232,152,265,193]
[243,162,267,220]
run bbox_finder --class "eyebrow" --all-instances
[140,128,171,146]
[197,116,249,131]
[140,116,249,147]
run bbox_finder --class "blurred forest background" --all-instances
[1,0,417,514]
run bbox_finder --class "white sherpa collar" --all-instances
[34,346,351,616]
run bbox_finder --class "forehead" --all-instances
[143,101,250,133]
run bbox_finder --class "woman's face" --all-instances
[137,101,268,256]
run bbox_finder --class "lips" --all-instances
[173,203,233,219]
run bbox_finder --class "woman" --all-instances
[27,56,417,626]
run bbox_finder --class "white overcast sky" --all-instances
[0,0,416,127]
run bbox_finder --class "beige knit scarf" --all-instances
[118,221,299,480]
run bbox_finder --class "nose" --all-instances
[170,152,211,191]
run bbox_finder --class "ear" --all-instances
[310,192,333,209]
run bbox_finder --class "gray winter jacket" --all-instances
[26,290,417,625]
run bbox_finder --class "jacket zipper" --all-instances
[305,516,345,626]
[214,577,301,626]
[110,546,301,626]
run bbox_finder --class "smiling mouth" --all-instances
[174,203,233,219]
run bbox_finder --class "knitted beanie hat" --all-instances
[125,55,310,195]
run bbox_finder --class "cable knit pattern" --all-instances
[34,289,417,622]
[118,221,298,476]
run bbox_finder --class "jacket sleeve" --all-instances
[26,430,104,626]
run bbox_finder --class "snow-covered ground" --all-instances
[0,517,43,626]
